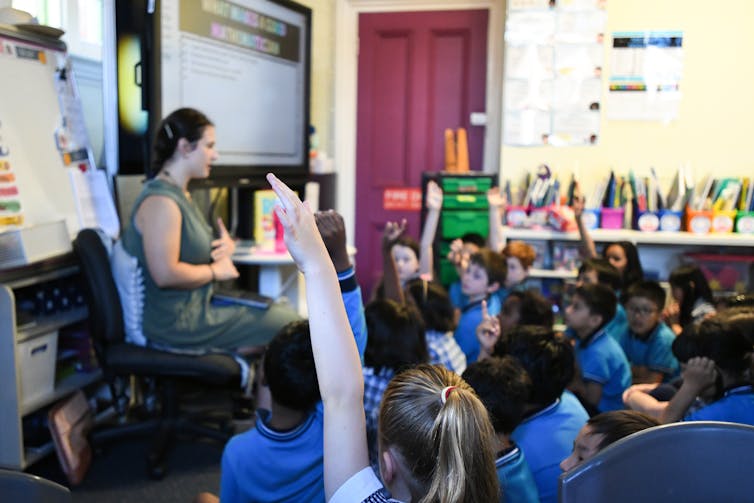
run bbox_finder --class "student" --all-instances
[496,325,589,503]
[446,232,487,309]
[500,240,537,297]
[574,257,628,341]
[267,172,500,503]
[216,210,367,503]
[615,281,680,384]
[454,248,507,363]
[661,317,754,425]
[121,108,299,351]
[362,299,428,467]
[565,284,631,413]
[463,356,540,503]
[572,197,644,288]
[404,278,467,374]
[664,264,716,335]
[559,410,660,472]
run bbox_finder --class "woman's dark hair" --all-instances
[364,299,429,372]
[587,410,660,450]
[603,241,643,288]
[150,107,213,177]
[669,264,714,327]
[404,279,455,333]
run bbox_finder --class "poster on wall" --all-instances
[606,31,684,121]
[503,0,607,147]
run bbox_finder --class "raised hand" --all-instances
[382,219,407,252]
[425,180,443,210]
[211,217,236,261]
[682,356,718,394]
[572,193,585,219]
[476,300,501,360]
[487,186,507,209]
[266,173,329,274]
[315,210,350,272]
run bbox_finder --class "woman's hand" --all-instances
[211,256,240,281]
[210,218,236,261]
[266,173,329,274]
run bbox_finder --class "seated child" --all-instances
[576,257,627,336]
[495,325,589,503]
[218,210,366,503]
[559,410,660,472]
[463,356,540,503]
[447,232,486,309]
[614,281,680,384]
[454,248,506,363]
[565,284,631,413]
[404,278,467,374]
[663,264,716,335]
[500,240,537,300]
[362,299,428,467]
[661,317,754,425]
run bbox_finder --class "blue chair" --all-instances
[559,421,754,503]
[0,469,71,502]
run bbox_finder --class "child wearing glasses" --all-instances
[614,281,680,384]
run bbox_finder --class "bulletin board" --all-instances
[502,0,607,147]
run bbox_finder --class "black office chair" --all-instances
[73,228,244,479]
[0,469,71,502]
[559,421,754,503]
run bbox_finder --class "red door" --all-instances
[355,9,489,295]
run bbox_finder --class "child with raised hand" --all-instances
[616,281,680,384]
[446,232,486,309]
[267,173,500,503]
[463,356,540,503]
[565,284,631,413]
[663,264,716,335]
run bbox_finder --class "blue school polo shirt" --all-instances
[614,321,680,380]
[453,294,501,364]
[496,445,540,503]
[576,328,632,411]
[511,391,589,503]
[685,385,754,425]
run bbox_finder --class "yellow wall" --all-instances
[500,0,754,192]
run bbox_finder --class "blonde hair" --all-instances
[378,364,499,503]
[503,240,536,269]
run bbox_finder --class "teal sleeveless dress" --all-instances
[121,179,299,350]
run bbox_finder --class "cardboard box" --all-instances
[17,331,58,408]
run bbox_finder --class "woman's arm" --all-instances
[267,174,368,499]
[419,180,442,280]
[136,195,239,288]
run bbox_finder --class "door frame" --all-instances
[334,0,504,242]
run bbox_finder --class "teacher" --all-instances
[121,107,299,351]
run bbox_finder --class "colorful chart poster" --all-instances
[606,31,684,121]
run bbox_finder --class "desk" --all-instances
[233,245,357,317]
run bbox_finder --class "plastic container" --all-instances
[636,211,660,232]
[529,206,550,227]
[441,210,488,239]
[506,206,528,228]
[712,210,737,233]
[443,193,488,210]
[735,211,754,234]
[581,208,600,230]
[685,253,754,293]
[440,176,493,194]
[600,207,625,229]
[17,331,58,408]
[658,210,683,232]
[685,208,713,234]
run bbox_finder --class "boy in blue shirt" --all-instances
[463,356,540,503]
[219,211,367,503]
[454,248,506,363]
[497,326,589,503]
[614,281,679,384]
[566,284,631,413]
[576,257,628,338]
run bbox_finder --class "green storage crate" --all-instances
[443,193,488,210]
[440,176,493,194]
[441,210,489,239]
[439,258,460,286]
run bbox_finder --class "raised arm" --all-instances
[419,180,443,280]
[572,194,598,259]
[381,220,407,304]
[267,174,369,498]
[487,186,507,253]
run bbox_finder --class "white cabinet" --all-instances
[0,254,100,470]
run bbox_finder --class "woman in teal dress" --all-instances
[121,108,299,351]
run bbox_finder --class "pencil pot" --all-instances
[685,208,713,234]
[735,211,754,234]
[581,208,600,230]
[600,207,625,229]
[529,206,551,228]
[712,210,737,233]
[658,210,683,232]
[635,211,660,232]
[505,206,528,228]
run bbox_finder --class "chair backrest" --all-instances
[559,421,754,503]
[0,468,71,502]
[73,228,126,351]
